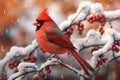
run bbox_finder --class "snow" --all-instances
[8,72,21,80]
[59,1,91,31]
[1,1,120,80]
[73,28,120,68]
[0,40,38,76]
[40,58,59,69]
[90,2,103,15]
[104,10,120,21]
[85,29,101,41]
[18,62,38,72]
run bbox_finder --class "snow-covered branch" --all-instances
[0,40,38,77]
[9,57,87,80]
[1,1,120,80]
[59,1,120,31]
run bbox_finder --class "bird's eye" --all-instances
[35,19,45,31]
[36,19,44,24]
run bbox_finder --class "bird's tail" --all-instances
[68,49,94,76]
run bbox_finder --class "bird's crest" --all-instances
[37,8,52,21]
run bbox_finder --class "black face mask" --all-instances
[36,19,45,31]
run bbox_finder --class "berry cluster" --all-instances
[87,15,106,35]
[33,66,51,80]
[64,27,73,39]
[87,15,106,26]
[9,60,20,69]
[8,55,38,69]
[23,56,37,63]
[110,41,120,52]
[75,22,84,35]
[96,55,108,68]
[0,75,7,80]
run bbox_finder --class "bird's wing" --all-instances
[44,27,75,49]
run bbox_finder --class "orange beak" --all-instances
[33,22,39,26]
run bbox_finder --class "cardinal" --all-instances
[33,9,94,75]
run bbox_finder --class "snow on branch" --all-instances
[1,1,120,80]
[104,10,120,21]
[8,57,87,80]
[59,1,120,31]
[73,28,120,68]
[0,40,38,76]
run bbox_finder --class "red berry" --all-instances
[27,60,32,63]
[45,66,51,73]
[75,22,80,25]
[68,28,73,34]
[114,47,119,52]
[98,60,102,65]
[110,43,119,52]
[110,47,113,51]
[10,65,14,69]
[88,18,93,23]
[47,69,51,73]
[110,44,115,51]
[13,62,18,67]
[110,46,115,51]
[33,76,39,80]
[14,60,20,67]
[64,29,72,35]
[70,27,74,31]
[45,66,50,70]
[101,22,105,26]
[99,27,104,35]
[64,28,74,39]
[79,23,84,27]
[102,57,108,62]
[23,56,31,61]
[114,41,119,46]
[92,17,96,21]
[9,62,14,69]
[100,18,104,23]
[95,15,100,21]
[31,56,37,63]
[66,29,71,33]
[65,34,71,39]
[64,31,67,35]
[97,60,103,67]
[89,16,93,20]
[78,27,83,31]
[40,72,45,78]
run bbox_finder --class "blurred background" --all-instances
[0,0,120,80]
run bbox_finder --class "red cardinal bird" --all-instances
[33,9,94,75]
